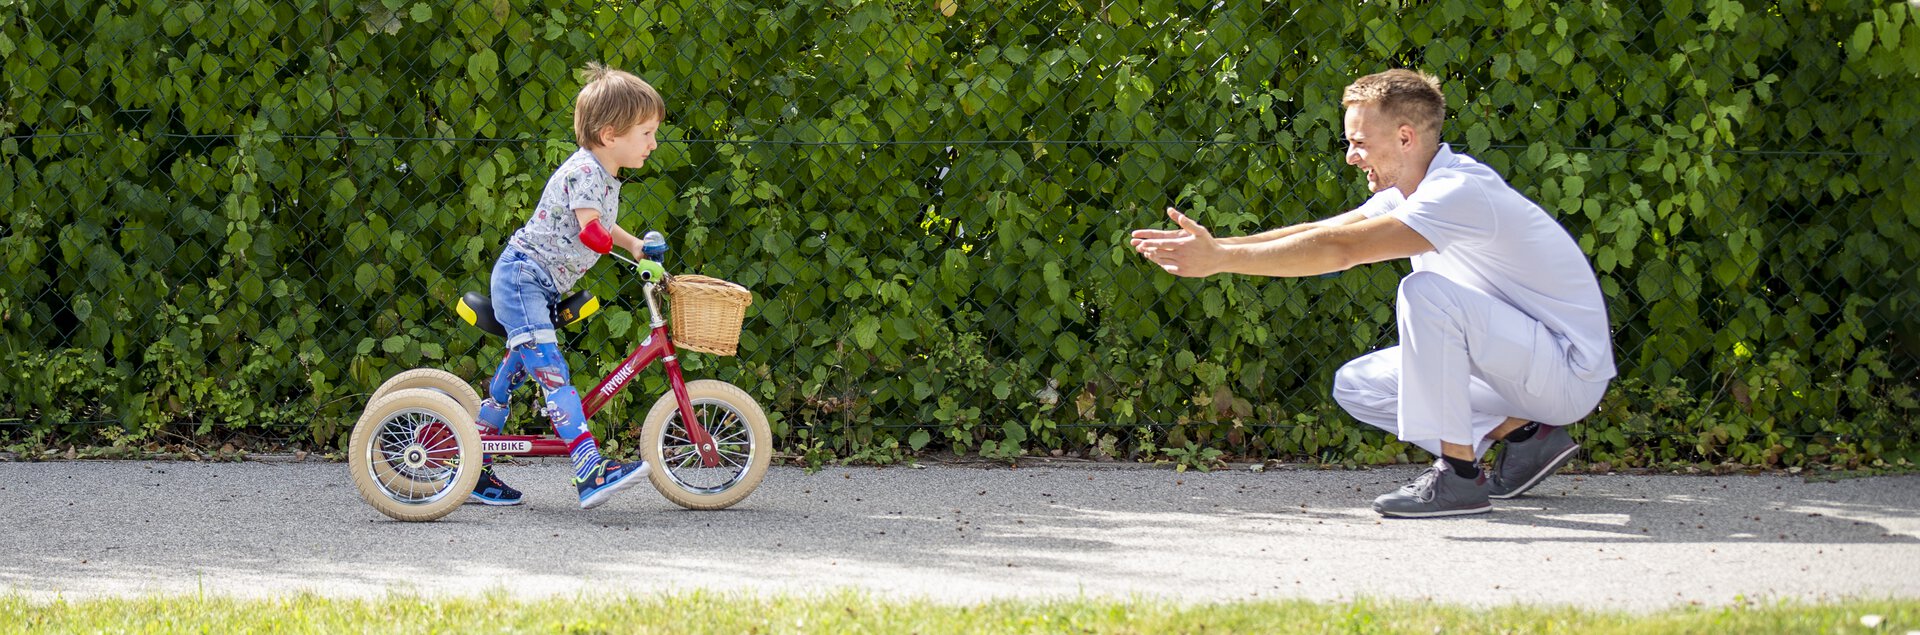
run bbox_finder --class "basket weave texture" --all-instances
[667,275,753,356]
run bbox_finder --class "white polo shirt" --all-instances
[1356,144,1616,384]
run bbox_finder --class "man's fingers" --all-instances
[1167,207,1212,238]
[1130,228,1188,240]
[1133,213,1204,276]
[1166,207,1190,226]
[1133,237,1186,253]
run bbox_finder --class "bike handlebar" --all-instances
[609,252,669,284]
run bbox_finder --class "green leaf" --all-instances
[1848,22,1875,59]
[605,310,633,337]
[1466,122,1491,152]
[467,49,501,97]
[1001,418,1027,444]
[239,274,264,303]
[853,314,880,350]
[908,429,930,450]
[1054,333,1081,362]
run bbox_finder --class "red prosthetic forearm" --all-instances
[579,218,613,254]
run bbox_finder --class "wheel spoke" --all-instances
[647,396,762,496]
[421,432,462,455]
[378,428,410,449]
[704,409,741,433]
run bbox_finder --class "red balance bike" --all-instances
[347,254,771,521]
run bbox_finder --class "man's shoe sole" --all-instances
[1374,503,1493,518]
[467,494,524,506]
[578,463,652,510]
[1489,443,1581,500]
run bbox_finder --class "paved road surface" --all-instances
[2,460,1916,609]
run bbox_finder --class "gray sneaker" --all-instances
[1489,423,1580,499]
[1372,460,1492,518]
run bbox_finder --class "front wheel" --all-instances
[639,379,773,510]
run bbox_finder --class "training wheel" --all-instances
[348,388,483,521]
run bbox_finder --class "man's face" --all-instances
[1343,103,1408,193]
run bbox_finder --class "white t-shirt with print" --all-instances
[1357,143,1616,383]
[508,148,620,292]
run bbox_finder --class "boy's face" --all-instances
[603,118,661,170]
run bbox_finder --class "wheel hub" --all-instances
[403,444,429,469]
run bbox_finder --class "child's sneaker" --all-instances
[468,465,524,506]
[575,459,650,510]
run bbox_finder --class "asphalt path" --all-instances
[1,459,1916,609]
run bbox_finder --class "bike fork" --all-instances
[665,358,724,467]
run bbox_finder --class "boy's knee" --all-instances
[513,342,572,393]
[532,365,569,393]
[486,370,521,403]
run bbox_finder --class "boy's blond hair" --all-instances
[1342,69,1446,141]
[573,62,665,149]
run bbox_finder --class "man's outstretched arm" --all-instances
[1215,210,1371,246]
[1132,208,1433,278]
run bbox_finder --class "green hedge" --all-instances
[2,0,1917,469]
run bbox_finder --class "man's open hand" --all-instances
[1129,207,1224,278]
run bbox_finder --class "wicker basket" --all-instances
[666,275,753,356]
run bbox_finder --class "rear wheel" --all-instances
[369,368,482,419]
[348,388,483,521]
[639,380,773,510]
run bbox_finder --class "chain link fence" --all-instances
[3,0,1916,465]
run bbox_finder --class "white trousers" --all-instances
[1332,271,1608,459]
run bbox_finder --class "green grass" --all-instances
[2,593,1916,634]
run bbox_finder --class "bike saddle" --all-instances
[455,290,599,338]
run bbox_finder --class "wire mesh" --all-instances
[1,0,1915,464]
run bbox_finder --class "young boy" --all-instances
[470,62,665,509]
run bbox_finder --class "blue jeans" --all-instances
[491,244,562,349]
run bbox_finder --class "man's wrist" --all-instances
[1209,243,1242,276]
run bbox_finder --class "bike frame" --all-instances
[476,279,724,467]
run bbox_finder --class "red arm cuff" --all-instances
[579,218,613,254]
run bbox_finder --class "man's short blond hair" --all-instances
[1342,69,1446,141]
[573,62,664,149]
